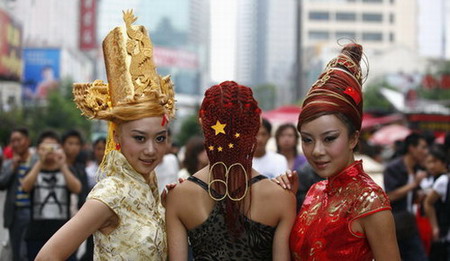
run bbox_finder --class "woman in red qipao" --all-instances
[276,43,401,260]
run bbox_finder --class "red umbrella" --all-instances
[369,124,412,146]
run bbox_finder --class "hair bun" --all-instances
[342,43,362,65]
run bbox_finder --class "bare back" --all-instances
[166,166,296,260]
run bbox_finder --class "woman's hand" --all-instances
[161,178,185,207]
[432,226,440,241]
[272,170,299,194]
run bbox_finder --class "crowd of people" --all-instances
[0,9,449,261]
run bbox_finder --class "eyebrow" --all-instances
[301,130,339,136]
[131,130,167,136]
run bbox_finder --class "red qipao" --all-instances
[289,161,391,260]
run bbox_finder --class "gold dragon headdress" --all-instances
[73,10,176,156]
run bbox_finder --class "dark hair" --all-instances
[404,132,425,154]
[275,123,299,155]
[93,137,106,147]
[428,144,448,165]
[37,130,61,146]
[182,136,205,175]
[62,129,84,145]
[261,118,272,135]
[444,131,450,150]
[422,130,436,146]
[11,127,29,138]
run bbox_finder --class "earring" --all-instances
[115,143,121,150]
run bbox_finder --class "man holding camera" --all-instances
[20,130,81,260]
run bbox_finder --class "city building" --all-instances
[0,0,95,109]
[299,0,420,94]
[417,0,450,59]
[235,0,297,107]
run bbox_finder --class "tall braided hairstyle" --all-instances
[199,81,261,236]
[298,43,364,136]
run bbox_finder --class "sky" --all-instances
[210,0,237,83]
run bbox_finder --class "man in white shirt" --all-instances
[252,118,288,179]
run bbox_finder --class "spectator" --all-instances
[84,137,106,191]
[62,129,89,209]
[275,123,306,170]
[177,136,208,180]
[384,132,429,261]
[253,118,289,178]
[424,145,450,260]
[22,130,81,260]
[0,128,36,261]
[156,129,180,193]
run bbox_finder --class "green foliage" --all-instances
[417,88,450,102]
[435,61,450,75]
[363,82,395,113]
[253,84,276,111]
[175,114,202,146]
[0,78,91,145]
[0,108,25,145]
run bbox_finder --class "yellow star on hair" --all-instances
[235,133,240,138]
[208,145,214,151]
[211,120,226,135]
[228,143,234,148]
[217,146,223,152]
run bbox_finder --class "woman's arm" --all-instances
[35,199,116,261]
[272,191,297,261]
[166,188,189,261]
[359,210,401,261]
[424,190,440,240]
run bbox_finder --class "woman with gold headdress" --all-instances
[165,81,296,260]
[275,43,401,260]
[36,10,175,260]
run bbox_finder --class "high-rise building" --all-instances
[302,0,417,54]
[235,0,297,106]
[418,0,450,59]
[298,0,420,95]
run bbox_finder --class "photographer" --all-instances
[20,130,81,260]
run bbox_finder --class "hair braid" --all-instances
[199,81,261,237]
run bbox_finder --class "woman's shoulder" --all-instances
[253,177,296,207]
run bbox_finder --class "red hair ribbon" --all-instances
[161,114,168,126]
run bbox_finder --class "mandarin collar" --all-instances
[105,150,148,184]
[324,160,363,195]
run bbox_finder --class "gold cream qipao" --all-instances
[73,10,173,260]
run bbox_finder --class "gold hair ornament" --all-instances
[207,162,249,201]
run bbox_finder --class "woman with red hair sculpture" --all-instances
[276,44,401,260]
[166,81,296,260]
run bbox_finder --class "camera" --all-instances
[42,143,60,153]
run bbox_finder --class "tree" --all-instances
[175,113,203,147]
[0,77,91,145]
[253,84,277,111]
[363,81,396,113]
